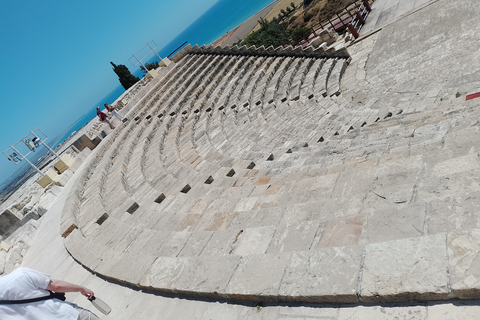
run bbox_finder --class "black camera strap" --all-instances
[0,291,66,305]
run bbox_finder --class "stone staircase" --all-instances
[60,40,480,304]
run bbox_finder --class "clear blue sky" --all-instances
[0,0,218,185]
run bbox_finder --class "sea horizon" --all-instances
[53,0,276,150]
[0,0,275,198]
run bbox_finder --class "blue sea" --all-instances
[56,0,275,149]
[0,0,275,196]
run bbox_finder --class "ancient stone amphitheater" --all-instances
[61,0,480,305]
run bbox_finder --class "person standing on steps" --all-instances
[96,106,115,130]
[104,103,123,122]
[0,267,100,320]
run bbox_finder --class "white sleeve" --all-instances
[21,267,51,290]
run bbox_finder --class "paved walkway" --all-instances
[361,0,434,35]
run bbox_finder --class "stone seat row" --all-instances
[68,95,476,250]
[62,48,406,238]
[62,80,480,303]
[69,54,430,238]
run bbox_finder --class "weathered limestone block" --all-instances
[37,168,61,188]
[156,231,192,257]
[237,45,248,54]
[372,154,424,204]
[426,194,480,235]
[431,153,480,178]
[254,45,266,55]
[318,216,363,247]
[267,219,320,254]
[226,253,291,300]
[173,255,241,297]
[361,234,449,302]
[72,134,99,152]
[158,57,171,67]
[280,247,362,303]
[291,46,304,56]
[141,256,189,291]
[327,59,347,96]
[64,229,103,269]
[101,251,157,286]
[361,200,425,244]
[447,229,480,299]
[233,226,276,256]
[0,210,20,238]
[201,229,240,256]
[177,231,213,257]
[0,241,10,252]
[54,153,75,174]
[233,196,259,212]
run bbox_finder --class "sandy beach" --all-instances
[211,0,278,47]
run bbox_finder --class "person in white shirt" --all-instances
[104,103,123,122]
[0,267,99,320]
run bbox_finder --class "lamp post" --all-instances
[3,128,59,175]
[129,40,163,72]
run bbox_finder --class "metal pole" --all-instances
[131,54,148,72]
[327,17,335,30]
[146,42,163,62]
[356,11,365,24]
[363,0,372,11]
[347,24,360,39]
[11,146,42,175]
[39,140,60,159]
[31,131,60,159]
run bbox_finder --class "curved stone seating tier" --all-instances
[62,38,480,304]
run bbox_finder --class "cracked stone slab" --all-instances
[233,226,276,256]
[279,247,362,303]
[361,201,426,244]
[155,231,192,257]
[177,231,213,257]
[173,255,241,297]
[361,233,449,302]
[447,228,480,299]
[373,154,424,204]
[318,216,364,247]
[201,229,240,256]
[225,253,291,300]
[101,251,157,285]
[432,153,480,178]
[267,219,320,254]
[141,256,189,291]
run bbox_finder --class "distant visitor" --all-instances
[96,106,115,130]
[104,103,123,121]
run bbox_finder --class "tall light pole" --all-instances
[3,128,59,175]
[129,40,163,71]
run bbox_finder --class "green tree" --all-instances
[110,62,140,90]
[140,61,159,73]
[242,18,291,47]
[291,27,311,42]
[291,2,296,10]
